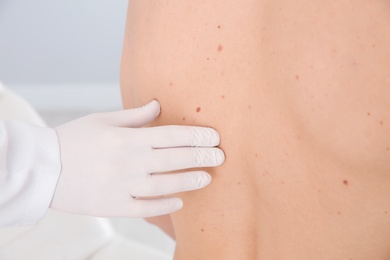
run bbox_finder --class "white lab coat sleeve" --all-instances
[0,120,61,227]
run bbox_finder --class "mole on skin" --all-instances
[343,180,349,186]
[217,44,223,52]
[196,107,201,113]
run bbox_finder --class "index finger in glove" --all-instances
[148,126,220,148]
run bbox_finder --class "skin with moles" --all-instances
[121,0,390,259]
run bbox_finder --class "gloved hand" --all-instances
[50,100,224,218]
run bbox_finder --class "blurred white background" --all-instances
[0,0,126,126]
[0,0,175,257]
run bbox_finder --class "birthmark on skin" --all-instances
[337,211,341,215]
[295,74,300,81]
[385,211,388,215]
[182,117,186,121]
[217,25,221,29]
[196,107,201,113]
[207,57,210,61]
[367,112,371,116]
[255,153,258,158]
[379,120,384,126]
[386,147,389,152]
[343,179,349,186]
[201,228,205,232]
[217,44,223,52]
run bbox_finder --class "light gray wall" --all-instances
[0,0,128,85]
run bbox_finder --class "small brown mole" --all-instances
[221,95,225,99]
[196,107,201,113]
[217,25,221,29]
[169,82,173,86]
[182,117,186,121]
[295,74,300,81]
[217,44,223,52]
[201,228,205,232]
[379,120,384,126]
[343,179,349,186]
[367,112,371,116]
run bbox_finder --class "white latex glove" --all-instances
[50,100,224,218]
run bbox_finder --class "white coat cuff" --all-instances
[0,121,61,227]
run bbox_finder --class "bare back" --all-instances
[121,1,390,259]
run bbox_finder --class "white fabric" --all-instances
[0,211,173,259]
[0,120,61,227]
[0,82,46,126]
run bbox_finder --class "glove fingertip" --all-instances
[149,100,161,117]
[171,198,184,212]
[118,100,161,127]
[138,99,161,122]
